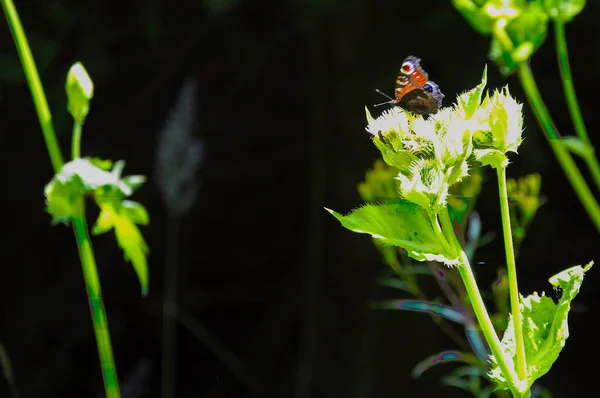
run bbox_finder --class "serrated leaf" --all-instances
[473,148,509,169]
[489,262,593,392]
[325,201,457,265]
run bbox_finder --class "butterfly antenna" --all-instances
[375,89,394,101]
[374,89,394,107]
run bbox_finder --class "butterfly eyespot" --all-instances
[401,60,415,75]
[423,83,433,93]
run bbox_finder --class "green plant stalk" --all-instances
[162,215,180,398]
[554,22,589,144]
[70,114,121,398]
[73,214,121,398]
[554,21,600,190]
[2,1,122,396]
[1,0,64,173]
[517,64,600,233]
[492,20,600,233]
[439,208,525,397]
[72,122,82,159]
[497,167,526,381]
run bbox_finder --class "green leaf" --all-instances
[91,201,150,296]
[543,0,586,22]
[88,157,113,171]
[120,200,150,225]
[121,175,147,193]
[325,202,457,265]
[92,205,117,235]
[44,175,85,224]
[456,65,488,119]
[114,217,150,296]
[473,148,509,169]
[489,262,593,391]
[371,132,419,174]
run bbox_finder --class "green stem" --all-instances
[492,20,600,233]
[1,0,64,173]
[554,22,589,144]
[72,122,82,160]
[2,2,121,396]
[497,167,526,380]
[439,208,524,397]
[554,21,600,190]
[73,214,121,398]
[517,63,600,233]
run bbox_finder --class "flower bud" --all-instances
[66,62,94,124]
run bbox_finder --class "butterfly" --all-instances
[380,55,444,116]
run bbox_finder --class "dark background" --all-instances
[1,1,599,397]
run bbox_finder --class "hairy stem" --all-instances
[497,168,526,380]
[439,208,524,397]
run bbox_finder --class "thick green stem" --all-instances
[1,0,64,173]
[439,208,525,397]
[517,63,600,233]
[497,168,526,380]
[554,21,600,191]
[73,215,121,398]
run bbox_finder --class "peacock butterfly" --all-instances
[392,55,444,116]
